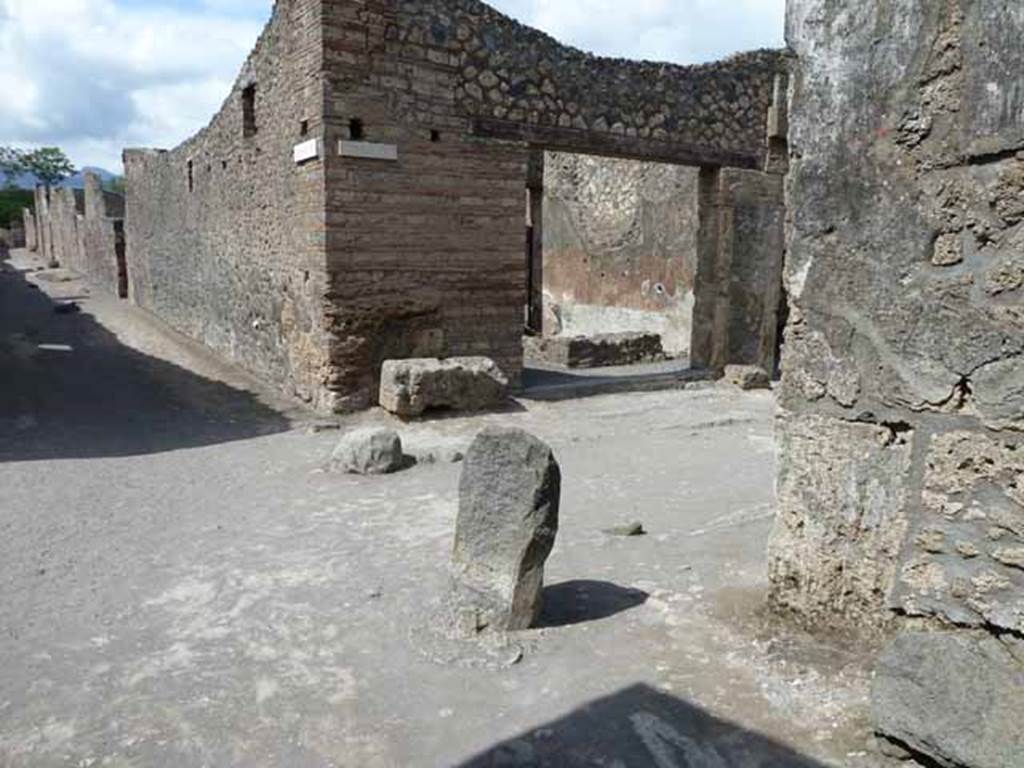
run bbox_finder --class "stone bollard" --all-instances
[450,427,560,633]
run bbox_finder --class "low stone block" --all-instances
[379,357,509,417]
[450,427,561,632]
[723,364,771,390]
[523,332,664,369]
[330,427,404,475]
[872,630,1024,768]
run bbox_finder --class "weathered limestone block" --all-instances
[768,413,913,628]
[895,431,1024,633]
[523,332,664,369]
[450,427,560,632]
[330,427,404,475]
[873,630,1024,768]
[379,358,509,417]
[723,364,770,390]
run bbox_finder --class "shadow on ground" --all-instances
[457,683,829,767]
[0,259,291,461]
[537,580,649,628]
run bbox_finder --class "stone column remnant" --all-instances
[450,427,561,633]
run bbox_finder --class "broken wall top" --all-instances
[128,0,789,172]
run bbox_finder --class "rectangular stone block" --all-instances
[524,332,664,369]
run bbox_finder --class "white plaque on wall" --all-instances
[293,138,320,164]
[339,140,399,161]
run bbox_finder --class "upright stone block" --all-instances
[451,427,560,633]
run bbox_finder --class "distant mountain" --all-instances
[6,166,120,190]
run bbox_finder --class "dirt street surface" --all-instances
[1,251,885,767]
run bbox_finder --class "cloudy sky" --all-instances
[0,0,785,173]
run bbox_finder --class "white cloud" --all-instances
[0,0,784,173]
[0,0,265,171]
[491,0,785,63]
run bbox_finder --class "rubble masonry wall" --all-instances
[769,0,1024,637]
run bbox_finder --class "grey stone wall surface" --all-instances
[541,153,699,356]
[769,0,1024,637]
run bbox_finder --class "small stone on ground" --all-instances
[330,427,405,475]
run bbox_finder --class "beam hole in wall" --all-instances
[300,120,309,137]
[348,118,365,141]
[222,160,228,170]
[242,84,257,138]
[430,129,441,143]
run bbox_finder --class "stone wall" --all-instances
[80,174,127,297]
[395,0,789,169]
[31,176,126,296]
[770,0,1024,637]
[48,188,84,272]
[33,186,52,263]
[317,0,788,409]
[0,224,25,249]
[540,153,699,357]
[691,167,786,374]
[125,0,788,412]
[22,208,37,252]
[769,5,1023,759]
[124,0,331,410]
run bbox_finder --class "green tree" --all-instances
[22,147,75,187]
[0,147,25,189]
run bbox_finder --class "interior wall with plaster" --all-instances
[541,153,699,357]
